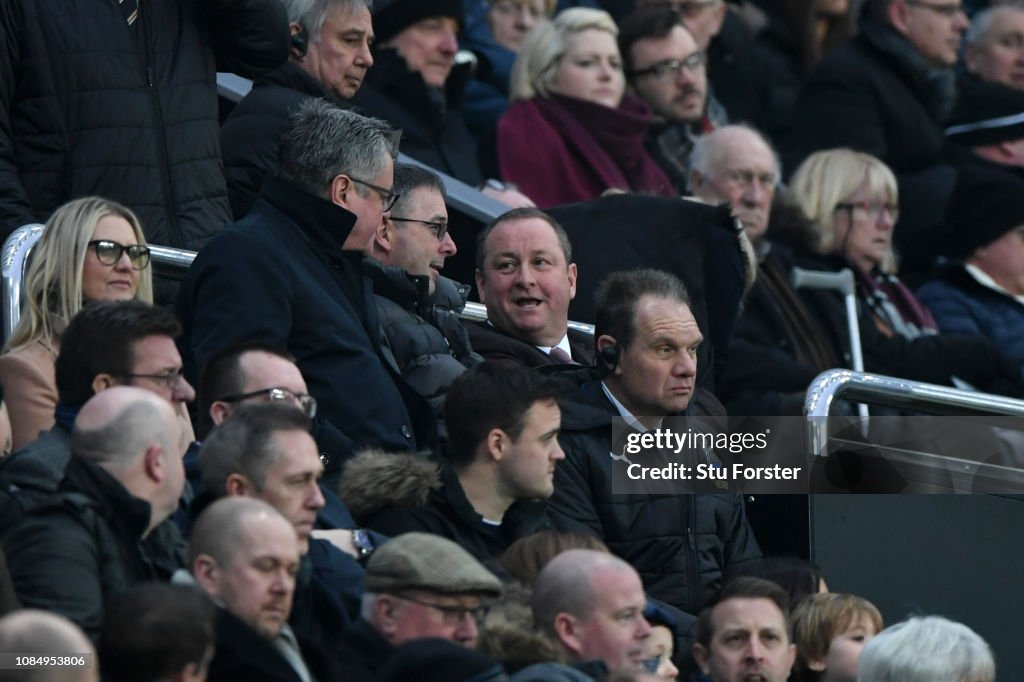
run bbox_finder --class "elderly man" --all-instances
[945,76,1024,177]
[337,532,503,678]
[180,98,437,465]
[470,207,594,367]
[222,0,375,218]
[794,0,969,173]
[4,387,186,639]
[351,0,532,206]
[964,3,1024,91]
[549,268,760,616]
[358,363,564,561]
[189,497,333,682]
[690,125,1024,415]
[619,6,726,193]
[365,163,482,410]
[692,577,796,682]
[526,549,651,679]
[0,301,195,529]
[0,610,98,682]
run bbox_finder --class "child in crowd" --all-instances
[791,592,883,682]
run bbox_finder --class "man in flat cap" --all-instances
[946,76,1024,178]
[336,532,503,679]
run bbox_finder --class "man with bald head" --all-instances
[530,549,653,678]
[0,610,98,682]
[188,497,333,682]
[3,387,186,639]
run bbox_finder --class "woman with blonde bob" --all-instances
[0,196,153,449]
[496,8,674,207]
[790,149,938,341]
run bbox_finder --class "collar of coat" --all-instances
[261,176,361,261]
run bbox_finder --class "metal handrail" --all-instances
[804,369,1024,456]
[2,225,595,344]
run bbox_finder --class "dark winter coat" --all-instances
[918,264,1024,369]
[2,456,185,640]
[722,243,1024,415]
[549,381,762,615]
[178,176,437,467]
[792,19,955,174]
[466,322,595,369]
[0,0,289,247]
[367,261,482,411]
[362,461,551,563]
[221,61,341,220]
[350,48,482,185]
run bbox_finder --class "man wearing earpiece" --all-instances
[548,268,761,617]
[222,0,376,218]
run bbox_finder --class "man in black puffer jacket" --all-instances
[0,0,288,251]
[548,269,761,616]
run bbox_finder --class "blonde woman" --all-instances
[790,148,938,340]
[0,197,153,449]
[497,8,673,207]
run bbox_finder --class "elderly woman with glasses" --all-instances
[0,196,154,450]
[496,8,675,208]
[789,148,939,341]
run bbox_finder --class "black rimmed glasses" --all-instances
[388,216,450,241]
[348,176,400,212]
[395,594,489,625]
[628,52,706,80]
[88,240,151,270]
[121,368,187,389]
[904,0,965,17]
[218,386,318,419]
[835,200,900,223]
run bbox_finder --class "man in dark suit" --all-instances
[469,207,595,367]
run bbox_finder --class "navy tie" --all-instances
[549,346,578,365]
[118,0,138,26]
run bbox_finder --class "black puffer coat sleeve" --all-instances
[204,0,289,78]
[0,3,35,234]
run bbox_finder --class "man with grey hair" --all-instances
[794,0,969,173]
[223,0,376,218]
[180,98,437,466]
[3,387,186,640]
[0,610,98,682]
[857,615,995,682]
[526,549,652,678]
[964,2,1024,91]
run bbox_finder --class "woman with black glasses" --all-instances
[0,196,153,450]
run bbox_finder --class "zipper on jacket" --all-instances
[686,495,699,612]
[140,4,185,249]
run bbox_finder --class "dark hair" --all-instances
[594,269,691,350]
[391,163,447,214]
[196,341,297,438]
[618,6,690,75]
[99,582,215,682]
[199,402,312,496]
[696,576,792,648]
[443,362,566,469]
[55,300,182,406]
[498,530,610,586]
[475,207,573,273]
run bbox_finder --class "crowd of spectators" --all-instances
[0,0,1016,680]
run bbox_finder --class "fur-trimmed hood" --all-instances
[337,450,441,525]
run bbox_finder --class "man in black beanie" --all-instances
[351,0,532,207]
[918,166,1024,370]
